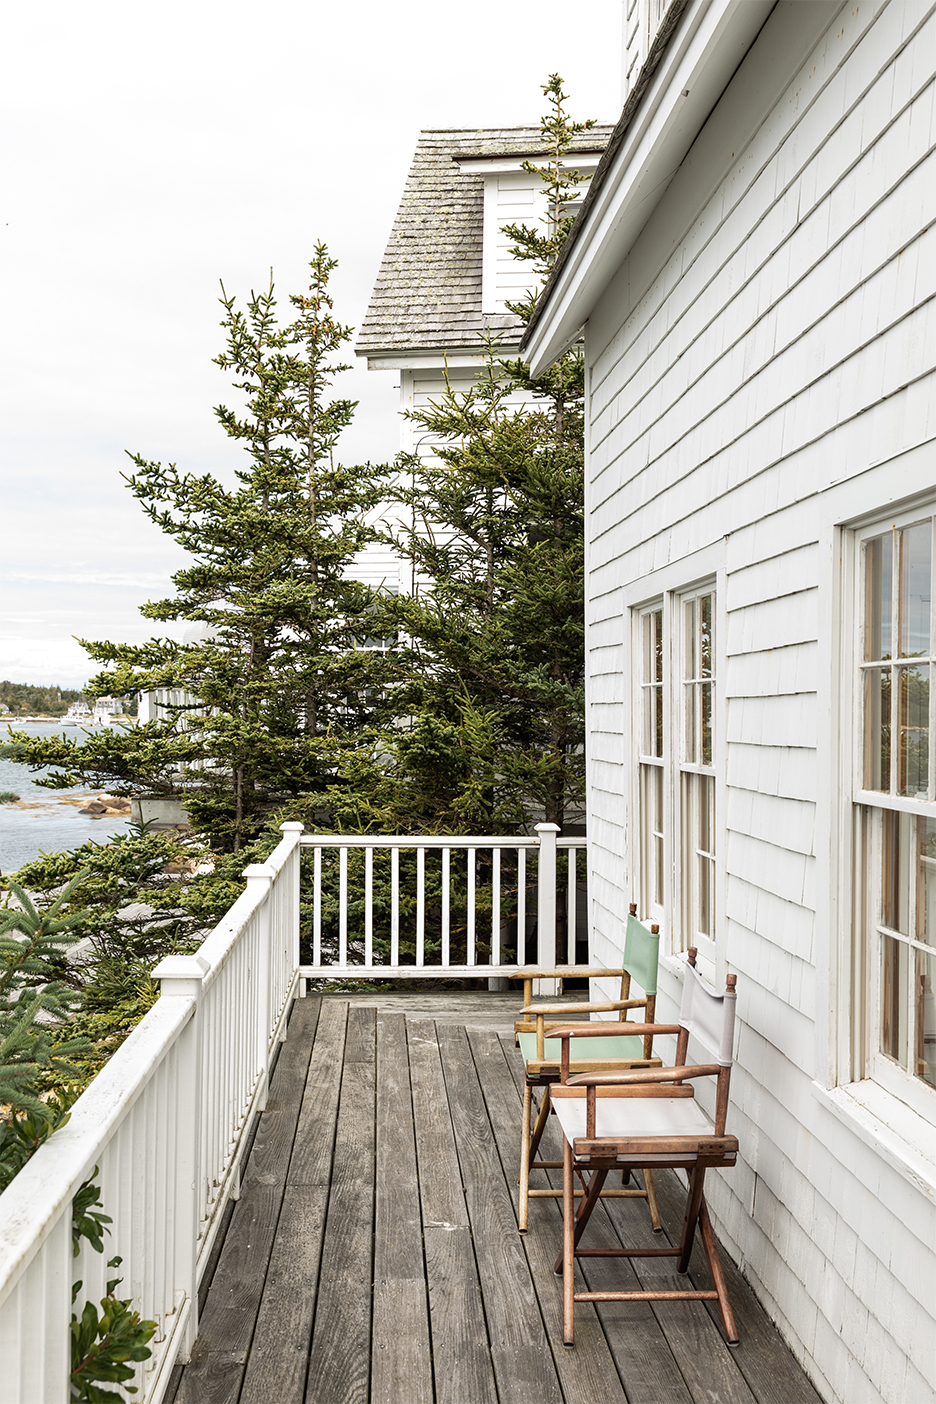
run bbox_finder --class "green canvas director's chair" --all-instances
[515,907,662,1232]
[550,948,740,1347]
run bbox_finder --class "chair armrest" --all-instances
[568,1063,720,1087]
[508,968,626,981]
[550,1022,680,1040]
[517,999,647,1017]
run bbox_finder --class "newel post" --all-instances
[280,822,305,998]
[150,953,209,1361]
[243,863,275,1113]
[535,823,560,996]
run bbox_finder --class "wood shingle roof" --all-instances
[356,127,613,359]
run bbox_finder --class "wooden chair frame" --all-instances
[515,906,663,1233]
[550,950,740,1347]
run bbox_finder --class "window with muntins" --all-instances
[638,604,665,926]
[856,513,936,1109]
[680,590,716,951]
[634,587,717,953]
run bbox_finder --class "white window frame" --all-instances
[635,599,666,930]
[627,552,724,971]
[676,585,718,965]
[851,505,936,1123]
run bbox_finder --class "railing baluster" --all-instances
[492,847,500,965]
[365,846,373,968]
[517,847,526,964]
[564,847,572,963]
[339,846,348,969]
[391,847,399,966]
[313,847,322,967]
[416,847,425,966]
[442,848,450,966]
[467,847,476,966]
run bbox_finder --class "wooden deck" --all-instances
[169,994,822,1404]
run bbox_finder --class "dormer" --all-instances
[453,149,605,316]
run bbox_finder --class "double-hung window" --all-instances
[680,589,716,951]
[855,513,936,1110]
[638,604,665,926]
[635,586,717,952]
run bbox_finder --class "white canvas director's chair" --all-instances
[515,906,662,1232]
[550,949,740,1347]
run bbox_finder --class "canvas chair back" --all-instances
[622,912,659,996]
[679,959,736,1066]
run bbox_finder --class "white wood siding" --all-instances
[587,4,936,1402]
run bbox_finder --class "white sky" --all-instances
[2,0,623,690]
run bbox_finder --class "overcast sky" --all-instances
[2,1,623,689]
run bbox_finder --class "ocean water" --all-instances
[0,720,132,876]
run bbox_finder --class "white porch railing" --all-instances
[301,822,587,980]
[0,821,585,1403]
[0,822,303,1404]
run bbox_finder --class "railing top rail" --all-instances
[298,834,542,849]
[300,963,603,980]
[197,827,301,992]
[0,994,195,1312]
[556,837,587,847]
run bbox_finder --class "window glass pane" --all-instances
[701,682,713,766]
[882,809,910,935]
[918,818,936,950]
[653,684,663,758]
[685,683,696,763]
[700,593,713,678]
[699,774,713,855]
[864,533,892,662]
[881,933,909,1066]
[652,609,663,683]
[699,854,712,937]
[862,668,891,791]
[916,950,936,1088]
[897,664,929,798]
[654,765,664,906]
[684,598,696,680]
[899,522,931,658]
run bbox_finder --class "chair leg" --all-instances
[519,1082,533,1231]
[699,1199,739,1344]
[562,1139,576,1346]
[643,1167,663,1232]
[677,1166,707,1273]
[554,1166,607,1275]
[528,1084,552,1164]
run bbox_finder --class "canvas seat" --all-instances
[550,948,740,1347]
[515,907,662,1232]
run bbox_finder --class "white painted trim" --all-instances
[359,349,520,372]
[525,0,782,376]
[811,1080,936,1202]
[454,153,605,174]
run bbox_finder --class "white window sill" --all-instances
[811,1080,936,1202]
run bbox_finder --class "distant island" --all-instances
[0,680,137,720]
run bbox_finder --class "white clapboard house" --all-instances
[353,126,612,593]
[522,2,936,1402]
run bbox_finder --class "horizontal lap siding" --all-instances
[584,4,936,1402]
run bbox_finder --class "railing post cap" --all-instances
[534,823,561,835]
[152,953,210,988]
[280,821,305,832]
[242,862,274,880]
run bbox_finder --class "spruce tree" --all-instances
[9,247,395,851]
[327,76,594,836]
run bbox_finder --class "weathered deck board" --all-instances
[494,1029,695,1404]
[408,1017,499,1404]
[170,993,823,1404]
[372,1014,433,1404]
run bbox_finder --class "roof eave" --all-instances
[521,0,776,377]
